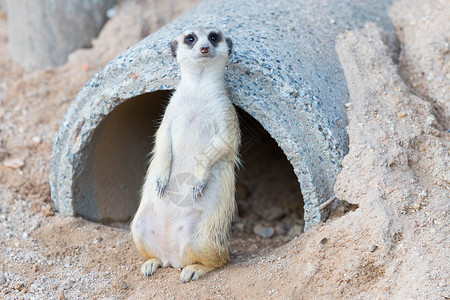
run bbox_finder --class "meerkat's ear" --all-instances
[226,37,232,56]
[170,40,178,58]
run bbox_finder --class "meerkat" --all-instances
[131,27,240,283]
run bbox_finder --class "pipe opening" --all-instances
[232,107,304,256]
[75,91,304,250]
[74,91,169,223]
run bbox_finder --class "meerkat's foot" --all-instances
[180,263,213,283]
[155,175,169,197]
[141,258,162,277]
[192,180,206,199]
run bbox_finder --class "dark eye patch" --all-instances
[208,32,222,47]
[184,33,198,47]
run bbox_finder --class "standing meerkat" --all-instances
[131,27,240,283]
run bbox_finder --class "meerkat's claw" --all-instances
[156,177,168,197]
[192,181,206,199]
[180,264,208,283]
[156,183,166,197]
[141,258,162,277]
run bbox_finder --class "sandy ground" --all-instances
[0,0,449,299]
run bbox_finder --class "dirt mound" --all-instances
[390,0,450,130]
[334,23,449,298]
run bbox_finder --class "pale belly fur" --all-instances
[132,107,221,268]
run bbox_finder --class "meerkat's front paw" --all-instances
[192,179,206,199]
[141,258,162,277]
[155,175,169,197]
[180,264,211,283]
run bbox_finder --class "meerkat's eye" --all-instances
[208,32,220,44]
[184,34,196,45]
[210,33,218,41]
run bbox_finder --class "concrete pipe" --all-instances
[50,0,395,230]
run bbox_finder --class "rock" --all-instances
[13,282,24,290]
[244,222,254,235]
[232,222,245,232]
[3,158,25,169]
[31,136,42,144]
[0,272,6,285]
[288,224,304,237]
[275,223,287,235]
[253,224,275,239]
[42,204,55,217]
[370,245,378,252]
[263,207,288,221]
[320,237,328,245]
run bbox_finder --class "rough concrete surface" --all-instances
[0,0,449,299]
[50,0,396,229]
[6,0,113,71]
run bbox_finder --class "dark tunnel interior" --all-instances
[76,90,304,251]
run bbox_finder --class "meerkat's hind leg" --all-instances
[180,263,214,283]
[141,258,162,277]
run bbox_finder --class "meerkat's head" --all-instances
[170,27,232,72]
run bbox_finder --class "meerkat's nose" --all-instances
[200,46,209,54]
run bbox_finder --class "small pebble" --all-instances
[106,6,117,18]
[3,158,25,169]
[288,224,304,237]
[43,204,55,217]
[13,282,24,290]
[253,224,275,239]
[32,136,42,144]
[263,207,287,221]
[233,222,245,232]
[275,224,287,235]
[370,245,378,252]
[0,272,6,285]
[320,237,328,245]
